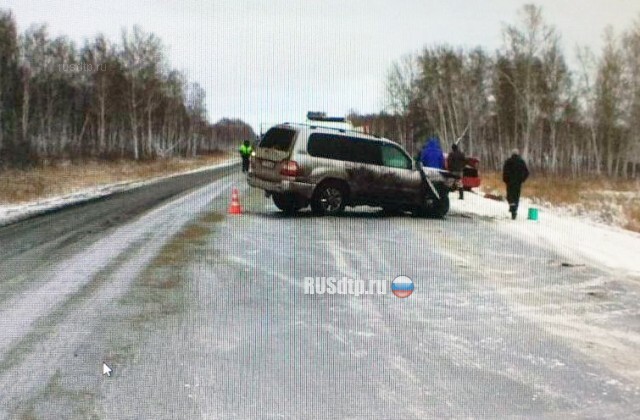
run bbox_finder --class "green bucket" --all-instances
[528,207,539,221]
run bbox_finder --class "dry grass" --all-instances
[627,206,640,233]
[142,210,224,285]
[131,211,224,323]
[150,223,211,268]
[198,211,226,224]
[0,152,230,204]
[481,171,640,232]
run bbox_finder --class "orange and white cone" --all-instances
[228,187,243,215]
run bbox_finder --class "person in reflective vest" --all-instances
[239,140,253,173]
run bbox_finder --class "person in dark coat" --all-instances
[502,148,530,219]
[447,143,466,200]
[420,137,445,169]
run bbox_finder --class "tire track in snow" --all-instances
[0,177,235,416]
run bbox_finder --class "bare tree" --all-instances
[621,16,640,177]
[0,10,255,166]
[595,27,625,176]
[502,4,558,163]
[121,26,164,160]
[576,46,602,174]
[0,10,21,166]
[384,53,419,154]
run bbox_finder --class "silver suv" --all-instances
[247,123,455,217]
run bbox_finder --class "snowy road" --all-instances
[1,170,640,419]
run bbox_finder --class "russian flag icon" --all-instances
[391,276,414,298]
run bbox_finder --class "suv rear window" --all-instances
[307,133,382,165]
[259,127,296,151]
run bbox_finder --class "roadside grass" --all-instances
[480,171,640,232]
[627,206,640,232]
[0,152,230,204]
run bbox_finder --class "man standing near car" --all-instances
[502,148,530,219]
[447,143,466,200]
[239,140,253,173]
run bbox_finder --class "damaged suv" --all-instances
[247,123,456,217]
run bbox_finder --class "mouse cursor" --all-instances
[102,362,112,377]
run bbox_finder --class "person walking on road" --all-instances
[502,148,530,220]
[447,143,466,200]
[239,140,253,173]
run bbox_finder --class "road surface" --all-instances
[0,168,639,419]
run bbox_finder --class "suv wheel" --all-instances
[272,193,305,214]
[311,181,347,216]
[428,193,450,218]
[382,206,404,216]
[413,183,449,218]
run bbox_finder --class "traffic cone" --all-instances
[228,187,243,215]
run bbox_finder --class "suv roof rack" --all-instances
[278,122,384,139]
[306,112,347,123]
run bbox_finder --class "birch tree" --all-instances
[621,17,640,177]
[595,27,624,176]
[385,54,420,153]
[0,11,21,166]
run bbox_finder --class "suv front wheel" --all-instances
[311,181,347,216]
[413,183,450,218]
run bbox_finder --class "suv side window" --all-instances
[381,144,412,169]
[349,138,382,165]
[307,134,382,165]
[307,133,352,161]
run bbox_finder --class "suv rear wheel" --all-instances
[311,181,347,216]
[272,193,306,214]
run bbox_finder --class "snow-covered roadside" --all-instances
[450,191,640,276]
[529,196,632,228]
[0,159,238,227]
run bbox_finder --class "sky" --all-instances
[1,0,639,132]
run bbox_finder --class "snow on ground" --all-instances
[3,163,638,277]
[529,196,632,228]
[0,159,238,227]
[450,191,640,276]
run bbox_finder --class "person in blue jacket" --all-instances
[420,137,445,169]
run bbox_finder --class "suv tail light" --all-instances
[280,160,300,177]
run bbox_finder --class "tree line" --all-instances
[0,10,254,168]
[357,4,640,178]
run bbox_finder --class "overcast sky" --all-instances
[2,0,639,132]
